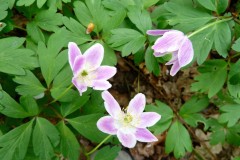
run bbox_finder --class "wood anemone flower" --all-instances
[97,91,161,148]
[147,30,194,76]
[68,42,117,95]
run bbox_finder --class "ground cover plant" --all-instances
[0,0,240,159]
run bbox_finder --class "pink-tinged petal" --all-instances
[92,80,112,90]
[97,116,118,135]
[102,91,122,117]
[165,51,178,65]
[127,93,146,115]
[95,66,117,80]
[84,43,104,70]
[178,37,194,67]
[72,55,85,76]
[168,61,181,76]
[72,77,87,95]
[153,51,167,57]
[68,42,82,70]
[135,128,158,142]
[147,29,171,36]
[117,130,137,148]
[152,30,184,53]
[136,112,161,128]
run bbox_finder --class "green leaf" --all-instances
[57,121,80,160]
[164,1,213,32]
[0,120,33,160]
[165,121,192,158]
[0,91,29,118]
[179,96,209,127]
[20,96,39,116]
[59,95,90,117]
[0,37,38,75]
[0,0,8,20]
[189,24,215,64]
[197,0,216,11]
[17,0,35,6]
[32,117,60,160]
[232,37,240,52]
[216,0,229,14]
[218,104,240,127]
[197,0,228,14]
[108,28,146,56]
[145,100,174,134]
[94,146,121,160]
[191,60,227,98]
[214,22,231,57]
[73,1,92,27]
[226,124,240,146]
[143,0,159,8]
[101,42,117,66]
[26,22,45,44]
[228,60,240,99]
[37,0,47,8]
[67,114,107,143]
[13,70,46,97]
[145,46,160,76]
[208,118,226,145]
[127,6,152,34]
[34,9,63,32]
[37,29,68,86]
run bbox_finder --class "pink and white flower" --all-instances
[97,91,161,148]
[147,30,194,76]
[68,42,116,95]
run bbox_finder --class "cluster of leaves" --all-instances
[1,0,240,159]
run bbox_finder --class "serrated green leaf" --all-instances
[226,124,240,146]
[0,120,33,160]
[59,95,90,117]
[165,121,192,158]
[228,60,240,99]
[127,6,152,34]
[190,25,215,65]
[218,104,240,127]
[214,22,231,57]
[191,60,227,98]
[13,70,46,97]
[145,47,160,76]
[179,96,209,127]
[34,9,62,32]
[145,100,173,134]
[32,117,60,160]
[122,36,146,56]
[26,22,45,44]
[232,37,240,52]
[0,91,29,118]
[164,1,213,32]
[67,114,107,143]
[0,37,38,75]
[57,121,80,160]
[94,146,121,160]
[20,96,39,116]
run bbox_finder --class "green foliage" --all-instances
[191,60,228,98]
[145,100,173,134]
[218,104,240,127]
[165,121,192,158]
[228,60,240,100]
[179,96,209,127]
[197,0,229,14]
[145,47,160,76]
[94,146,121,160]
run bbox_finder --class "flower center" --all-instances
[123,114,133,123]
[81,70,88,77]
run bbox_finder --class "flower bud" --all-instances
[86,22,94,34]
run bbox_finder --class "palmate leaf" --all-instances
[94,146,121,160]
[57,121,80,160]
[67,113,108,143]
[108,28,146,56]
[218,104,240,127]
[145,100,174,134]
[164,1,214,33]
[191,60,227,98]
[165,121,192,158]
[32,117,60,160]
[13,70,46,97]
[0,120,34,160]
[179,96,209,127]
[0,37,38,75]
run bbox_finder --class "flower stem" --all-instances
[13,25,26,31]
[86,135,112,156]
[50,84,74,104]
[187,17,233,38]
